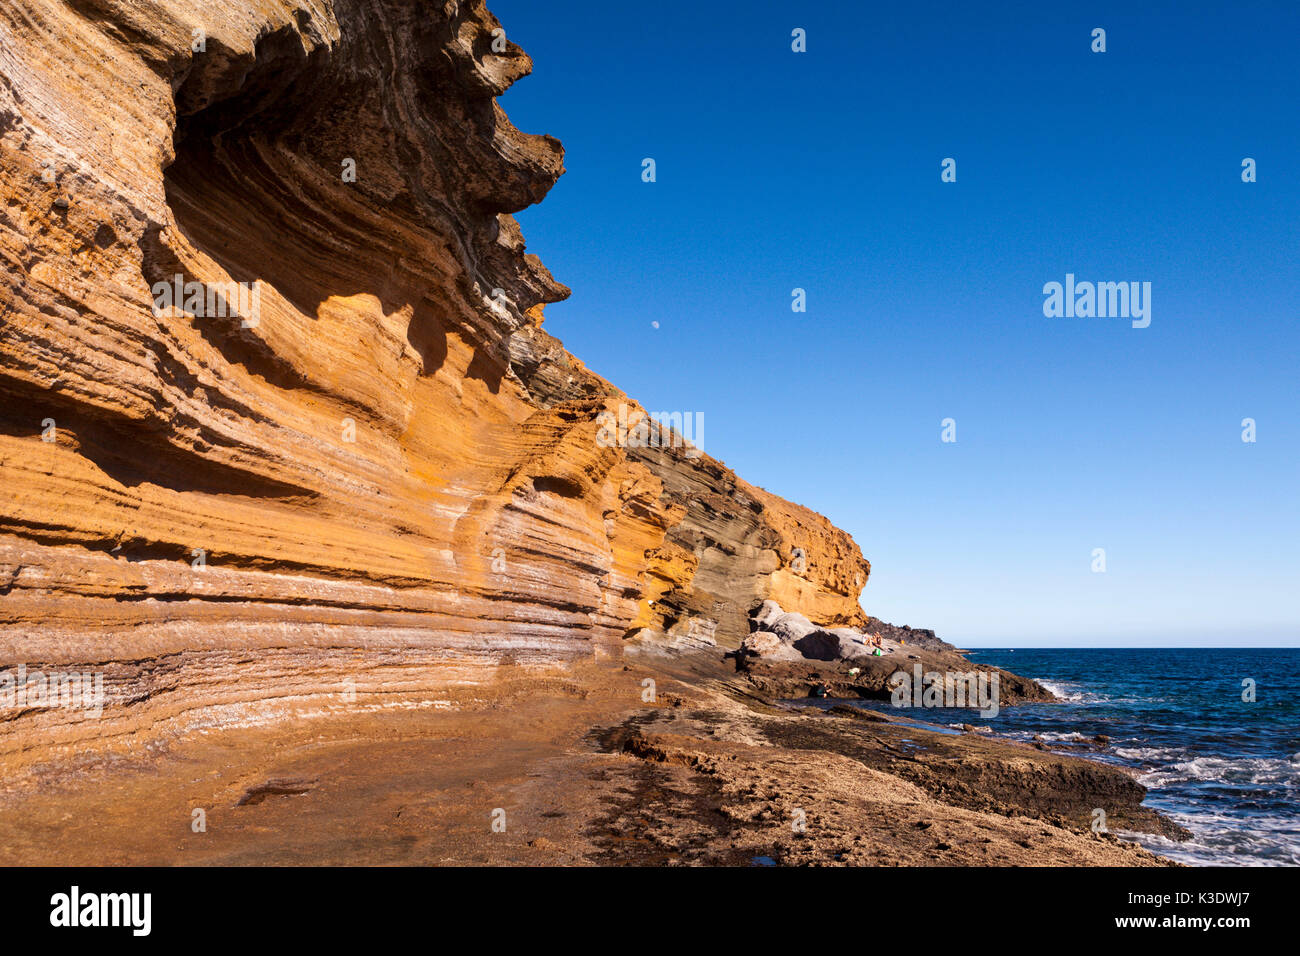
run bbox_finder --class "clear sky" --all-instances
[490,0,1299,647]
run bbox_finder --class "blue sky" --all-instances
[491,0,1300,646]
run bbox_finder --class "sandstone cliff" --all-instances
[0,0,869,764]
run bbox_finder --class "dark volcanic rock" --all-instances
[863,616,954,652]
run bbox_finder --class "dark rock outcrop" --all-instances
[863,616,954,653]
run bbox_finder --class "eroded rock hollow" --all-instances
[0,0,870,770]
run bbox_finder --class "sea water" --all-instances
[810,648,1299,865]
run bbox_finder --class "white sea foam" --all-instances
[1129,808,1300,867]
[1114,744,1187,763]
[1138,755,1300,789]
[996,729,1091,749]
[1035,679,1112,704]
[1036,679,1082,700]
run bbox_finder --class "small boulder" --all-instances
[752,600,785,630]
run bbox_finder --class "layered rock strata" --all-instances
[0,0,868,768]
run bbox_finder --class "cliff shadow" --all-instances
[152,24,527,390]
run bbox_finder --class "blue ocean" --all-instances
[854,649,1298,865]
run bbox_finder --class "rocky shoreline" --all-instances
[0,644,1187,865]
[730,599,1055,706]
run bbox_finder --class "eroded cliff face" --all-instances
[0,0,868,766]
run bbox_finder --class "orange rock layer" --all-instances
[0,0,869,767]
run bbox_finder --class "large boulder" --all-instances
[791,630,842,661]
[765,610,822,643]
[739,631,803,661]
[749,601,880,662]
[793,629,872,661]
